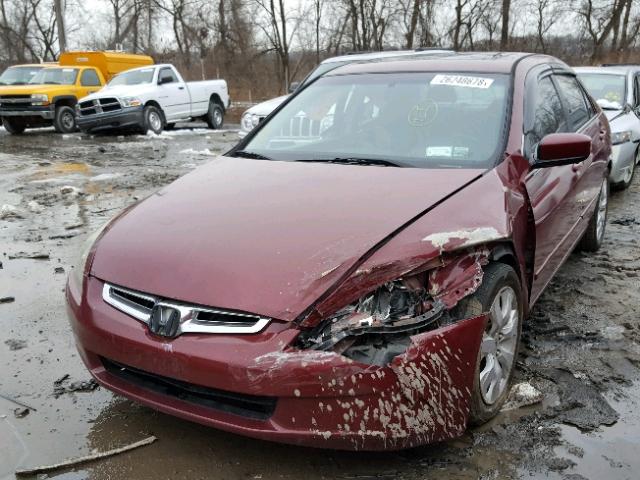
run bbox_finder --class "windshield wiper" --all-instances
[297,157,404,167]
[233,150,272,160]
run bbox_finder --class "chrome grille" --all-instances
[0,95,33,107]
[78,98,122,117]
[102,283,270,335]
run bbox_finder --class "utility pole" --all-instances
[54,0,67,54]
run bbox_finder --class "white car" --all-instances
[76,64,230,134]
[576,65,640,189]
[239,49,451,137]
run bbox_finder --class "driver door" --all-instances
[524,71,585,303]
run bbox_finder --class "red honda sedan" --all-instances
[67,53,610,450]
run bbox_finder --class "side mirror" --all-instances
[158,76,171,85]
[533,133,592,168]
[288,81,300,94]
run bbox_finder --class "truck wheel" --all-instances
[54,105,77,133]
[451,262,523,425]
[579,177,608,252]
[2,118,26,135]
[206,101,224,130]
[143,105,164,135]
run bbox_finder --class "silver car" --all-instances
[576,66,640,189]
[239,49,452,138]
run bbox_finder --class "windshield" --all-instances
[0,66,44,85]
[108,68,155,86]
[29,68,78,85]
[241,72,509,169]
[577,73,626,110]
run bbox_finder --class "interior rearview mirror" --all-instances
[533,133,592,169]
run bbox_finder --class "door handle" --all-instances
[178,86,184,90]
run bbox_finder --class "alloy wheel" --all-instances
[479,286,519,405]
[596,178,608,242]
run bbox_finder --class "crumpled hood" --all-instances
[80,84,149,103]
[91,156,483,321]
[246,95,290,116]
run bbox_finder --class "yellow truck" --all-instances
[0,51,153,134]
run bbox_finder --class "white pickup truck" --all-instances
[76,64,230,134]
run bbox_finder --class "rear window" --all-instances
[242,72,510,169]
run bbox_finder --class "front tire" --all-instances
[2,118,26,135]
[142,105,164,135]
[452,262,523,425]
[579,176,608,252]
[206,101,224,130]
[53,105,77,133]
[611,147,637,190]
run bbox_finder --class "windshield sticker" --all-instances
[453,147,470,159]
[431,74,494,89]
[426,146,452,157]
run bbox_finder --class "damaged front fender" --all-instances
[242,314,487,450]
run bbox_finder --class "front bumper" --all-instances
[0,105,54,119]
[609,141,638,184]
[76,107,144,132]
[67,275,485,451]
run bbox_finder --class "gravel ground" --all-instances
[1,124,639,479]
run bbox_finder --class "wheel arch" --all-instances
[209,93,225,112]
[51,95,78,108]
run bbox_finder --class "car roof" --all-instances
[320,49,453,64]
[574,65,637,74]
[326,52,546,76]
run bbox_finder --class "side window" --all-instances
[80,69,101,87]
[554,75,591,130]
[528,76,567,153]
[159,68,178,84]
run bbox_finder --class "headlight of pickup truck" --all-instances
[612,130,632,145]
[121,97,142,108]
[30,94,49,106]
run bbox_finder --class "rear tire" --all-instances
[206,101,224,130]
[451,262,523,425]
[142,105,164,135]
[2,118,26,135]
[53,105,76,133]
[579,176,608,252]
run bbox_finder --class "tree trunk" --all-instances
[500,0,510,50]
[53,0,66,53]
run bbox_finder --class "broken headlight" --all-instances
[302,277,445,354]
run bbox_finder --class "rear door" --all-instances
[157,67,190,120]
[554,73,607,224]
[523,68,596,303]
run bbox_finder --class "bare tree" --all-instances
[579,0,627,61]
[53,0,66,52]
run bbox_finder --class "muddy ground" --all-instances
[1,124,639,480]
